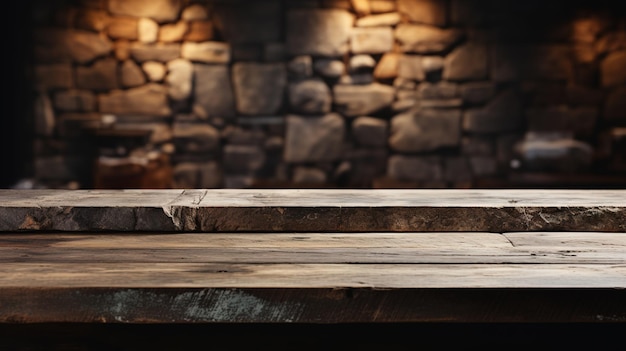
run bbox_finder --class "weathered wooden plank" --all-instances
[1,233,626,264]
[505,232,626,248]
[1,263,625,288]
[2,288,626,324]
[1,189,626,232]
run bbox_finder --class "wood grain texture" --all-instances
[1,189,626,232]
[1,231,626,323]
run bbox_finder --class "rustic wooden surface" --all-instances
[1,232,626,323]
[1,189,626,232]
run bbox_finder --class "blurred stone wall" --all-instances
[29,0,626,189]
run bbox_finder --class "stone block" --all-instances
[288,79,332,115]
[142,61,167,82]
[34,93,55,136]
[181,4,209,21]
[284,114,345,162]
[333,83,395,116]
[350,0,371,15]
[515,132,593,172]
[214,1,281,44]
[34,64,73,90]
[421,56,444,75]
[184,21,214,42]
[173,122,220,154]
[130,43,181,62]
[601,51,626,88]
[398,0,447,26]
[352,117,388,147]
[159,21,188,43]
[339,73,375,85]
[287,9,354,56]
[166,59,193,101]
[491,45,573,82]
[99,83,172,116]
[387,155,443,182]
[232,63,287,115]
[370,0,397,13]
[288,56,313,79]
[395,24,463,54]
[463,89,523,133]
[138,18,158,44]
[374,53,399,79]
[53,90,96,112]
[108,0,182,23]
[461,136,494,156]
[193,64,236,119]
[120,60,146,88]
[350,27,394,54]
[181,42,230,64]
[417,82,458,100]
[75,9,110,32]
[469,156,498,177]
[356,12,401,27]
[293,167,327,184]
[314,59,346,78]
[349,55,377,72]
[443,43,488,81]
[107,17,138,40]
[76,58,118,91]
[397,55,425,80]
[389,108,461,152]
[114,40,131,61]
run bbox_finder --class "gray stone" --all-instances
[464,89,523,133]
[387,155,443,182]
[397,55,425,80]
[444,44,488,81]
[288,79,332,115]
[99,84,172,117]
[333,83,395,116]
[193,64,236,119]
[417,82,458,100]
[393,77,417,90]
[182,4,209,21]
[222,127,266,146]
[349,55,377,72]
[421,56,444,74]
[107,17,138,40]
[214,1,281,44]
[142,61,167,82]
[173,122,220,153]
[130,43,181,63]
[223,145,266,174]
[351,27,394,54]
[138,18,158,44]
[166,59,193,101]
[389,108,461,152]
[53,90,96,112]
[601,51,626,88]
[159,21,188,43]
[398,0,447,26]
[392,99,417,112]
[356,12,401,27]
[34,29,112,64]
[288,56,313,79]
[284,114,345,162]
[181,42,230,64]
[395,24,463,54]
[34,64,73,90]
[339,74,375,85]
[604,86,626,125]
[515,132,593,172]
[352,117,388,147]
[314,59,346,78]
[121,60,146,88]
[460,82,495,105]
[287,9,354,56]
[76,58,118,91]
[108,0,182,23]
[293,167,328,184]
[374,53,399,79]
[232,63,287,115]
[526,106,598,134]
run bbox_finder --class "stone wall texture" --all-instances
[29,0,626,189]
